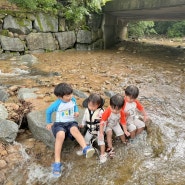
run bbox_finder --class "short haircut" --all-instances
[88,93,102,106]
[125,85,139,99]
[54,83,73,97]
[110,93,124,109]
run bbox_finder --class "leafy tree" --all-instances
[128,21,156,38]
[167,21,185,38]
[63,0,110,28]
[154,21,173,35]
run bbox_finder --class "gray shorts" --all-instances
[127,118,145,132]
[105,123,124,137]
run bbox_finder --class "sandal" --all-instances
[106,148,115,158]
[52,162,62,177]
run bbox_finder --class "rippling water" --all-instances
[1,42,185,185]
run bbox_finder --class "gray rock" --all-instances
[104,90,116,97]
[17,88,38,100]
[73,89,88,98]
[3,15,32,35]
[0,104,8,119]
[77,30,92,44]
[0,89,9,102]
[55,31,76,50]
[26,33,56,51]
[27,108,85,149]
[33,13,58,32]
[0,118,18,143]
[0,35,25,51]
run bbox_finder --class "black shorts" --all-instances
[52,121,78,140]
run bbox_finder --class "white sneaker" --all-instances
[99,153,107,164]
[85,148,95,158]
[76,149,83,156]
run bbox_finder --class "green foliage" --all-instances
[86,0,111,13]
[167,21,185,38]
[128,21,157,38]
[0,29,9,36]
[8,0,110,28]
[154,21,173,35]
[8,0,37,10]
[63,0,110,28]
[154,21,185,38]
[64,0,89,26]
[8,0,58,13]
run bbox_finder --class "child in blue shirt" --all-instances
[46,83,95,177]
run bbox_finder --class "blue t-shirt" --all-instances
[46,97,78,123]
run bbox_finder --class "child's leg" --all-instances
[76,131,93,156]
[134,119,145,136]
[136,127,144,135]
[100,144,105,155]
[120,134,126,143]
[127,123,137,139]
[130,130,136,139]
[70,126,86,149]
[106,130,113,149]
[55,130,65,163]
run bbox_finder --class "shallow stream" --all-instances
[0,41,185,185]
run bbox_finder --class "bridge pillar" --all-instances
[116,19,128,41]
[102,14,128,48]
[102,14,117,49]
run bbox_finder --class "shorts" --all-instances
[127,118,145,132]
[105,123,124,137]
[52,121,78,140]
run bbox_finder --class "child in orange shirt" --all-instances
[99,94,130,157]
[123,85,148,141]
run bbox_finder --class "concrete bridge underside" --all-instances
[102,0,185,48]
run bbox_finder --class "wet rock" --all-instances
[73,89,88,98]
[104,90,116,97]
[0,118,18,143]
[0,88,9,102]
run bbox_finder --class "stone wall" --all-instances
[0,12,103,57]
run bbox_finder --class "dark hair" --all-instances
[54,83,73,97]
[110,93,124,109]
[125,85,139,99]
[83,93,104,108]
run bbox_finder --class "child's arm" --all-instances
[99,121,105,140]
[141,109,148,122]
[122,124,130,137]
[78,109,87,128]
[72,97,79,117]
[99,108,110,140]
[120,110,130,136]
[135,100,148,122]
[46,123,53,130]
[45,99,59,125]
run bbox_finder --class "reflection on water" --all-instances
[1,43,185,184]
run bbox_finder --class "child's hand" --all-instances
[125,131,130,137]
[46,123,53,130]
[78,124,84,128]
[74,112,79,117]
[143,115,148,122]
[125,112,130,117]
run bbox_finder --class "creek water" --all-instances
[0,41,185,185]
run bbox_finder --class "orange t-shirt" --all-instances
[101,107,126,125]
